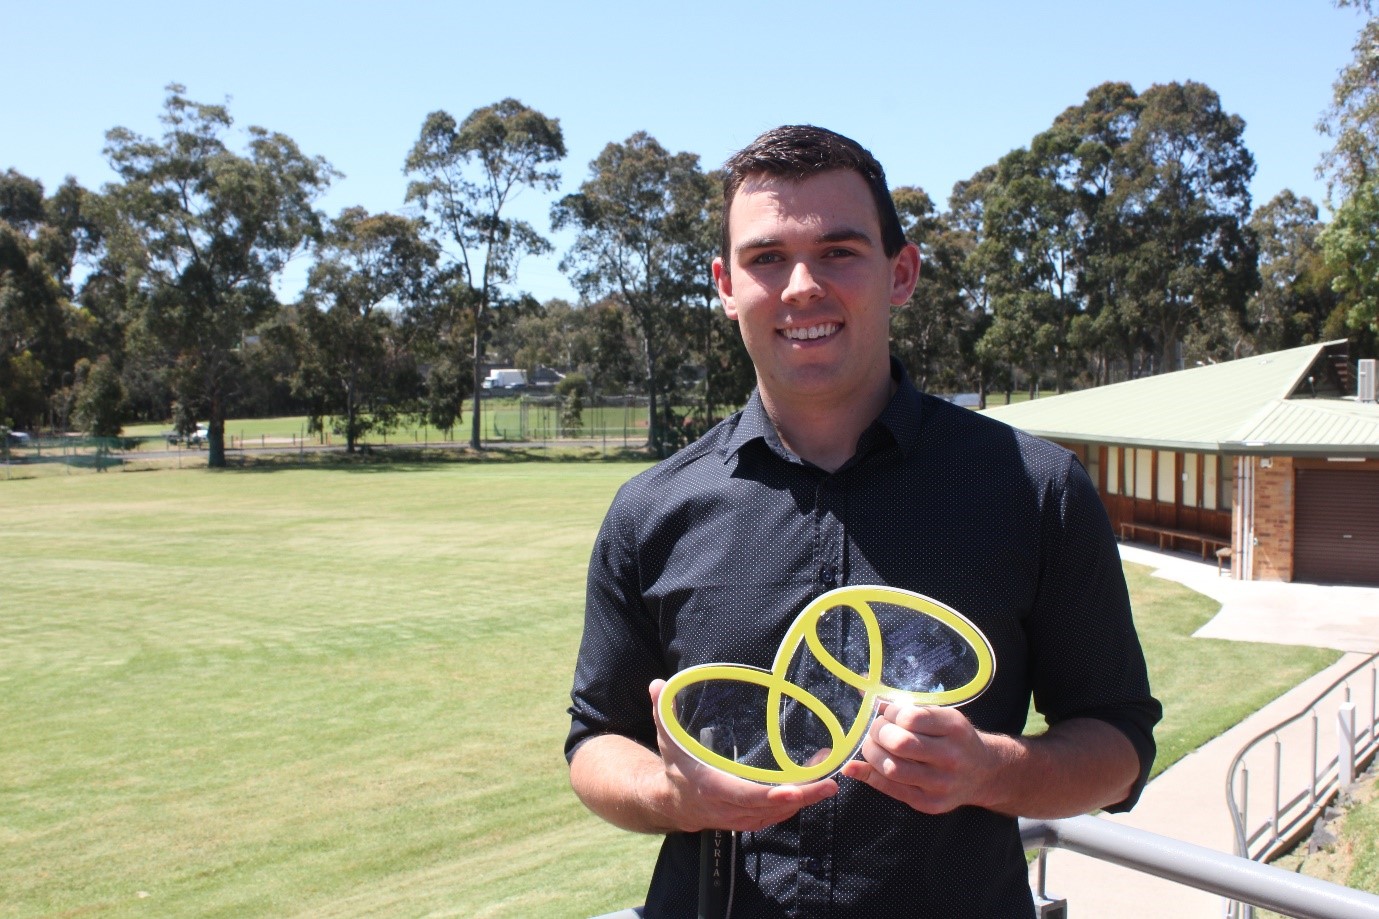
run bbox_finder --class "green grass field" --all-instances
[0,462,1338,917]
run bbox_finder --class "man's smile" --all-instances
[781,322,841,341]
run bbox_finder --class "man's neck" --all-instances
[759,372,897,474]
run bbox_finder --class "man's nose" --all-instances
[783,260,824,303]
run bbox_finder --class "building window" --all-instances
[1107,447,1120,495]
[1219,457,1235,511]
[1204,456,1219,510]
[1157,450,1177,504]
[1184,453,1199,507]
[1135,449,1154,500]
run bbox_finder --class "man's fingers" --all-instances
[844,756,950,814]
[648,679,839,830]
[880,702,960,735]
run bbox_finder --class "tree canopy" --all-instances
[6,45,1378,450]
[553,132,715,455]
[102,84,334,464]
[405,98,565,449]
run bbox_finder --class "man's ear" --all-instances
[712,257,738,320]
[889,243,921,306]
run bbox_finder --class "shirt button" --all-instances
[820,564,838,589]
[803,856,823,874]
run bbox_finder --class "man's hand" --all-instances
[839,702,1003,814]
[647,679,838,832]
[839,702,1141,819]
[568,680,838,835]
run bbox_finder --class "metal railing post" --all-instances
[1371,666,1378,749]
[1239,767,1249,854]
[1340,701,1358,788]
[1272,737,1282,839]
[1313,712,1321,809]
[1226,653,1379,864]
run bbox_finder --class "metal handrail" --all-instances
[1022,815,1379,919]
[1226,653,1379,865]
[595,815,1379,919]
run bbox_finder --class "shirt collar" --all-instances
[874,357,925,457]
[721,357,926,463]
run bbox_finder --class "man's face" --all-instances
[713,169,919,411]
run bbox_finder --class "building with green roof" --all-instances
[981,341,1379,586]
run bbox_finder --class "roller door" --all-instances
[1294,468,1379,586]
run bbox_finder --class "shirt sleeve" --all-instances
[565,483,667,763]
[1026,452,1163,812]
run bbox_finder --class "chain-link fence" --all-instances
[1,393,743,480]
[1,434,184,480]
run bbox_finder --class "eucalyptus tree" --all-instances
[1319,2,1379,340]
[585,297,640,395]
[70,355,125,437]
[1049,82,1142,383]
[681,168,751,435]
[939,167,1000,400]
[1322,181,1379,339]
[296,207,437,452]
[0,170,98,429]
[976,138,1084,393]
[1247,191,1340,352]
[505,298,591,377]
[404,98,565,449]
[1320,0,1379,203]
[102,84,334,466]
[889,185,973,393]
[1111,81,1257,370]
[553,132,713,456]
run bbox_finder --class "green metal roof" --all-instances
[980,340,1379,457]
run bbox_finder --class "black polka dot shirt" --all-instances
[567,360,1161,919]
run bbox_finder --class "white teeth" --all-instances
[783,323,839,341]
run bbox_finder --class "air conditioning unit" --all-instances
[1359,359,1377,403]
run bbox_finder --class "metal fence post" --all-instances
[1371,666,1378,749]
[1339,701,1357,788]
[1312,712,1320,809]
[1272,737,1282,839]
[1240,766,1249,855]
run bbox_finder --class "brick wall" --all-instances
[1249,456,1295,582]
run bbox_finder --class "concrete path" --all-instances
[1029,545,1379,916]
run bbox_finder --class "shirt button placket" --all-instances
[800,477,843,914]
[820,562,838,589]
[796,804,834,913]
[815,478,844,594]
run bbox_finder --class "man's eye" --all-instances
[825,248,855,258]
[751,252,782,265]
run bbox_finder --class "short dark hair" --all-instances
[719,125,906,265]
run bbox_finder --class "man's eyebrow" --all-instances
[817,228,875,246]
[734,227,876,257]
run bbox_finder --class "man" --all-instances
[566,125,1160,918]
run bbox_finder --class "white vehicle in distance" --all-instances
[166,424,211,447]
[482,368,527,390]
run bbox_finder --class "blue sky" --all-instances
[3,1,1366,302]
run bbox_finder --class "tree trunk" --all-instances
[470,323,483,451]
[345,380,357,454]
[644,339,659,456]
[702,307,714,426]
[208,395,226,469]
